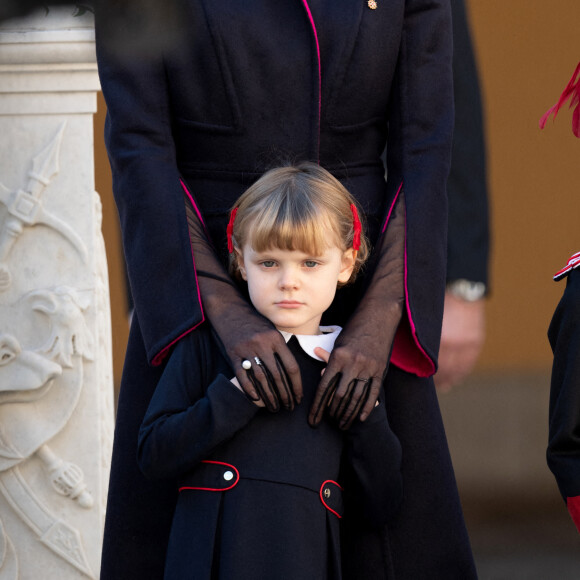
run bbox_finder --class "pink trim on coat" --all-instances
[567,495,580,534]
[179,460,240,492]
[300,0,322,159]
[180,178,207,227]
[152,323,204,367]
[386,183,437,377]
[150,180,207,366]
[381,182,403,234]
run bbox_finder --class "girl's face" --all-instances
[237,238,355,335]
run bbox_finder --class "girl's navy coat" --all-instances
[96,0,477,577]
[138,328,402,579]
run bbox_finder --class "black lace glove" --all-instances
[183,193,302,412]
[308,192,406,429]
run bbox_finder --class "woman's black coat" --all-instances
[96,0,477,578]
[97,0,452,372]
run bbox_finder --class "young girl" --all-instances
[137,163,402,579]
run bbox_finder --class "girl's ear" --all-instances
[338,249,356,283]
[235,247,247,280]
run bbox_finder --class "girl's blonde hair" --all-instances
[229,162,369,285]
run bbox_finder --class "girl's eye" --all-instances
[261,261,276,268]
[304,260,319,268]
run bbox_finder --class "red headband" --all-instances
[227,207,238,253]
[350,204,361,251]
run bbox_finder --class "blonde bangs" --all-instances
[229,162,369,283]
[248,200,339,257]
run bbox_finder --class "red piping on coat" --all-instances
[386,182,436,377]
[300,0,322,161]
[553,251,580,281]
[381,182,403,234]
[399,223,436,376]
[179,460,240,493]
[567,495,580,533]
[180,178,207,228]
[152,323,204,367]
[319,480,343,519]
[150,180,207,366]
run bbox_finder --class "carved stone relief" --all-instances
[0,6,112,575]
[0,123,88,294]
[92,193,115,515]
[0,119,105,578]
[0,11,112,570]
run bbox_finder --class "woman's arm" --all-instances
[182,194,302,412]
[309,192,405,430]
[96,12,302,409]
[137,333,260,480]
[309,0,453,428]
[96,18,203,365]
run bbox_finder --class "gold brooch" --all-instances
[368,0,377,8]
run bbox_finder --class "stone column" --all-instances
[0,7,113,579]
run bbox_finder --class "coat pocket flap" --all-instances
[319,480,343,518]
[179,460,240,492]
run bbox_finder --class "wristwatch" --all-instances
[446,279,486,302]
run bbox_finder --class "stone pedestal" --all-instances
[0,7,113,579]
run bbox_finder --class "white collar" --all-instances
[278,326,342,361]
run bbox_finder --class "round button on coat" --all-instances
[223,470,234,481]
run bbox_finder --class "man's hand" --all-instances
[435,292,485,392]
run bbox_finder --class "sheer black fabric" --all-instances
[184,188,405,428]
[310,192,405,429]
[184,194,300,413]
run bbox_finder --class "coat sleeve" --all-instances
[137,333,260,480]
[386,0,454,374]
[95,16,205,366]
[446,0,490,286]
[547,268,580,533]
[340,393,403,529]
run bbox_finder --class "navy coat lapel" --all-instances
[196,0,316,156]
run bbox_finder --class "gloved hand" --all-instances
[308,192,406,429]
[184,191,302,412]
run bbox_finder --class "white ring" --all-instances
[241,359,252,370]
[254,356,262,366]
